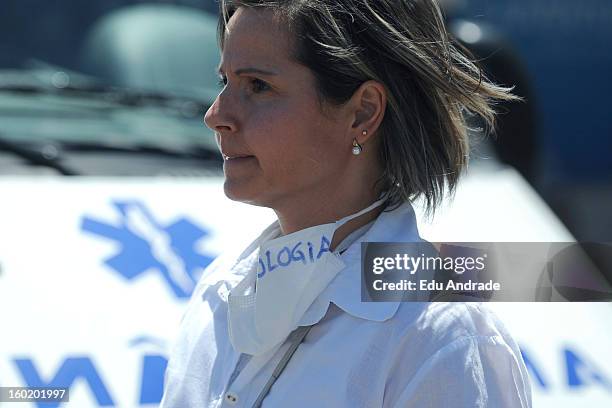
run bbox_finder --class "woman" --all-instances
[162,0,532,406]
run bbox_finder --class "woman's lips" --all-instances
[221,154,257,172]
[222,153,254,161]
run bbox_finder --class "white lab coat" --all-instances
[161,202,532,407]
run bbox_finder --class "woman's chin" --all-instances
[223,179,264,206]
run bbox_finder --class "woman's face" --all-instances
[204,7,353,209]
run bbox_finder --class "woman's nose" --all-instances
[204,92,236,133]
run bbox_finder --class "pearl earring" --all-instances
[352,130,366,155]
[352,139,362,155]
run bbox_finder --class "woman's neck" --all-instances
[273,185,385,251]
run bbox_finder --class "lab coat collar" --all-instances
[299,201,423,324]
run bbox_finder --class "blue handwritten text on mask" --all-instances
[257,236,331,279]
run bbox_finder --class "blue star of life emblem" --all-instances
[81,200,216,298]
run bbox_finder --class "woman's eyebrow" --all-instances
[216,66,279,76]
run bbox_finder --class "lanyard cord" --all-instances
[251,324,315,408]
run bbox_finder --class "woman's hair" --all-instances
[218,0,520,213]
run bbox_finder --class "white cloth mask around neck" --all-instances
[227,195,389,356]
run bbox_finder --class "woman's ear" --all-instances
[349,80,387,144]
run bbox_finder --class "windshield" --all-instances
[2,0,218,70]
[1,0,222,175]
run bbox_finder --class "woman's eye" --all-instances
[250,78,270,93]
[216,76,269,93]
